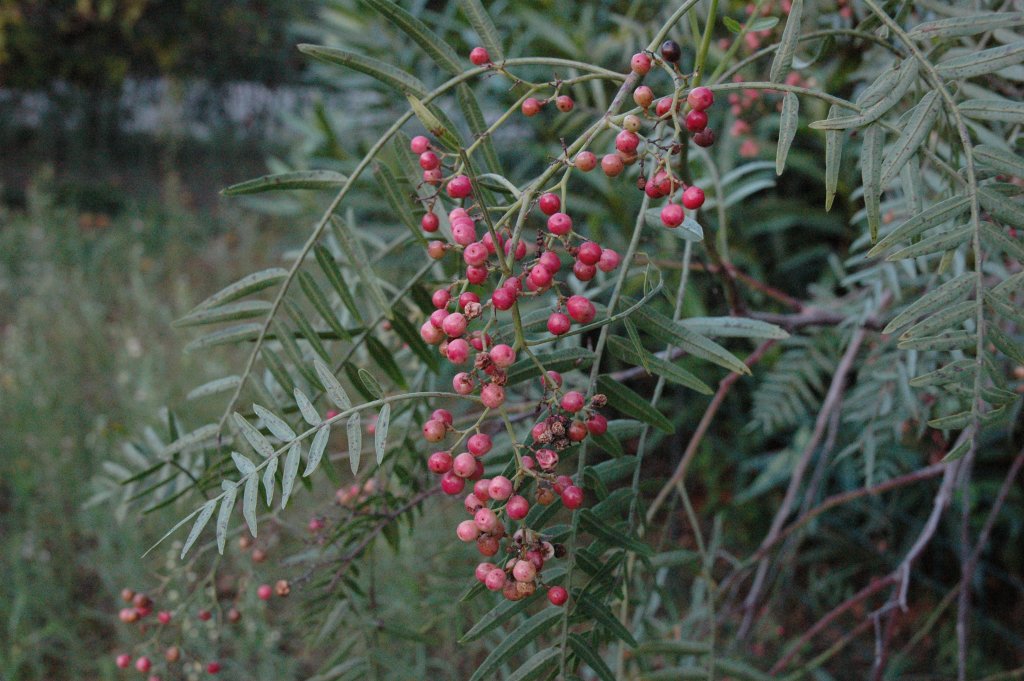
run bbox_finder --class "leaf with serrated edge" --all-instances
[294,388,321,426]
[242,475,258,537]
[233,413,274,458]
[315,359,352,410]
[190,268,287,312]
[253,404,295,441]
[348,414,362,475]
[262,457,278,507]
[776,92,799,176]
[883,273,975,334]
[880,91,940,187]
[281,442,301,509]
[222,170,348,196]
[374,404,390,466]
[861,124,884,243]
[769,0,802,82]
[181,499,217,559]
[298,44,427,96]
[824,106,842,211]
[304,426,330,477]
[467,609,560,681]
[216,484,236,554]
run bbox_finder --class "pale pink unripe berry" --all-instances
[446,338,470,364]
[431,289,450,309]
[485,568,507,591]
[468,433,492,456]
[441,471,466,495]
[601,154,624,177]
[661,203,684,228]
[521,455,535,470]
[481,383,505,408]
[512,559,537,583]
[453,372,475,394]
[423,168,442,184]
[463,492,483,513]
[538,192,560,215]
[422,419,446,442]
[547,312,571,336]
[116,654,132,669]
[476,562,496,582]
[474,507,499,533]
[687,86,714,111]
[489,344,516,368]
[442,312,467,337]
[429,309,447,328]
[566,296,596,324]
[453,452,477,478]
[574,261,596,282]
[428,451,452,474]
[410,135,430,154]
[562,485,584,509]
[463,242,488,267]
[528,265,553,288]
[473,478,491,500]
[561,391,585,413]
[451,220,476,246]
[598,248,620,272]
[682,186,705,210]
[576,241,602,266]
[546,212,573,236]
[427,240,446,259]
[431,408,453,425]
[574,151,597,171]
[257,584,273,600]
[633,85,654,109]
[446,174,472,199]
[457,519,480,542]
[469,46,490,65]
[630,52,652,75]
[119,607,138,623]
[488,475,513,501]
[507,495,530,520]
[615,130,640,154]
[535,448,559,471]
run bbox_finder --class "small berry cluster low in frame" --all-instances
[412,42,714,606]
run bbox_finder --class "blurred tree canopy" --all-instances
[0,0,313,89]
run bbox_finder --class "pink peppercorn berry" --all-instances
[547,312,571,336]
[548,585,569,606]
[116,654,132,669]
[687,86,714,112]
[682,186,705,210]
[257,584,273,601]
[469,46,490,65]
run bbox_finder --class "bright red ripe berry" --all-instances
[466,265,488,285]
[576,241,602,266]
[633,85,654,109]
[257,584,272,600]
[116,654,132,669]
[136,657,152,673]
[548,585,569,606]
[463,242,488,267]
[468,433,492,457]
[206,662,222,675]
[469,46,490,65]
[451,221,476,246]
[198,609,212,621]
[547,312,571,336]
[587,414,608,435]
[421,212,439,232]
[507,495,530,520]
[598,249,620,272]
[458,292,480,309]
[441,312,467,337]
[655,97,676,118]
[630,52,652,75]
[446,175,473,199]
[410,135,430,154]
[418,151,440,170]
[539,251,561,272]
[428,451,453,474]
[491,287,516,310]
[504,238,527,260]
[687,86,714,112]
[542,370,563,389]
[685,109,708,132]
[528,265,553,288]
[157,611,172,624]
[573,260,596,282]
[473,478,491,500]
[555,95,574,112]
[574,151,597,172]
[615,130,640,154]
[521,98,543,116]
[566,295,596,324]
[561,485,585,509]
[547,212,573,236]
[601,154,624,177]
[661,203,684,228]
[561,391,586,413]
[682,186,705,210]
[441,471,466,495]
[431,289,450,309]
[538,192,561,215]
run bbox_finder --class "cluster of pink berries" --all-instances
[113,580,288,677]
